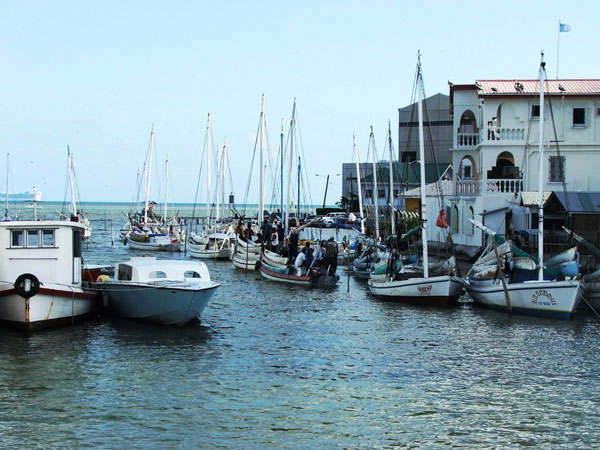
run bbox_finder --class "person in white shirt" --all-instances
[294,247,306,267]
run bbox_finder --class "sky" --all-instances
[0,0,597,205]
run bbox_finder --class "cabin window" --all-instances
[378,189,385,198]
[117,265,132,281]
[27,230,39,247]
[42,230,55,247]
[531,104,540,119]
[596,107,600,117]
[184,271,201,278]
[573,108,586,127]
[149,271,167,279]
[365,189,372,198]
[73,230,82,257]
[11,230,24,247]
[549,156,565,182]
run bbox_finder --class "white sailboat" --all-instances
[463,53,583,319]
[369,54,463,306]
[126,125,181,252]
[61,146,92,239]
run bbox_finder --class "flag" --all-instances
[560,22,571,32]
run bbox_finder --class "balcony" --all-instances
[482,127,525,143]
[456,133,479,149]
[455,180,480,195]
[485,179,523,194]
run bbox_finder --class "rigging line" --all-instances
[241,114,263,215]
[190,128,207,220]
[293,107,314,209]
[546,95,571,225]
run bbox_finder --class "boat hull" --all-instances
[368,275,463,307]
[260,263,339,287]
[464,278,583,320]
[127,239,180,252]
[99,283,219,326]
[0,283,98,330]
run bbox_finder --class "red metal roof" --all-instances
[475,79,600,96]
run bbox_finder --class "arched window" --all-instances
[184,271,202,278]
[451,204,459,234]
[149,271,167,279]
[459,156,477,180]
[466,206,474,235]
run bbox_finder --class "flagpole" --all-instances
[556,20,560,79]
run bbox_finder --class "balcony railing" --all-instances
[483,127,525,142]
[456,133,479,148]
[455,180,480,195]
[485,179,523,194]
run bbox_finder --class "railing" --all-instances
[482,127,525,142]
[456,133,479,148]
[485,179,523,194]
[455,180,480,195]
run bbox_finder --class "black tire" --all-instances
[14,273,41,298]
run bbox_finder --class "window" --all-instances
[149,271,167,279]
[393,189,399,198]
[531,104,540,119]
[184,271,201,278]
[365,189,372,198]
[42,230,55,247]
[11,230,23,247]
[573,108,586,127]
[27,230,39,247]
[597,107,600,117]
[378,189,385,198]
[549,156,565,182]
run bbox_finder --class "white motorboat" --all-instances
[95,257,220,326]
[0,220,98,330]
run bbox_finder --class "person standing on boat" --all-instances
[324,237,338,275]
[244,222,254,241]
[294,247,307,268]
[288,228,299,259]
[270,227,279,252]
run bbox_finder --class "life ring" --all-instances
[14,273,41,298]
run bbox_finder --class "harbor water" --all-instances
[1,203,599,448]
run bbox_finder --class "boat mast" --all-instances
[143,124,155,226]
[68,146,77,218]
[538,51,546,281]
[353,135,365,235]
[259,95,265,228]
[5,152,9,217]
[206,113,212,223]
[216,141,222,223]
[297,157,301,219]
[370,126,380,245]
[416,53,429,278]
[387,119,396,236]
[284,99,297,235]
[163,155,169,222]
[280,120,284,221]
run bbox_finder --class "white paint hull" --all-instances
[464,278,583,320]
[0,283,97,330]
[127,238,180,252]
[368,275,463,307]
[100,283,218,326]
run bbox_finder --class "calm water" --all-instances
[1,204,599,448]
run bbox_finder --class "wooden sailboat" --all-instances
[463,53,583,319]
[368,54,463,306]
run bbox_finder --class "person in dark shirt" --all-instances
[288,228,299,259]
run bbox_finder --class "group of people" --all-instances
[234,217,339,276]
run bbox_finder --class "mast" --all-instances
[206,113,212,223]
[280,119,284,221]
[353,134,365,235]
[163,155,169,221]
[216,141,222,223]
[284,99,297,235]
[259,95,265,227]
[143,124,155,226]
[538,52,546,281]
[370,126,380,245]
[387,119,396,236]
[5,152,9,217]
[68,146,77,217]
[416,53,429,278]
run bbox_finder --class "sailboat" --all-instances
[126,125,181,252]
[463,53,583,319]
[232,97,267,270]
[60,146,92,239]
[368,54,463,306]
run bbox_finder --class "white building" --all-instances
[446,78,600,250]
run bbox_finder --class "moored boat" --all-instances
[0,220,98,330]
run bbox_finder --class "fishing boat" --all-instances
[463,54,583,320]
[0,220,98,330]
[368,54,463,307]
[259,260,339,288]
[94,256,220,326]
[187,227,235,260]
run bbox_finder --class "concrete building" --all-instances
[444,77,600,252]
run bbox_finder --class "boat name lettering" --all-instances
[532,289,557,306]
[418,284,433,294]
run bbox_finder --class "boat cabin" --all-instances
[115,257,211,282]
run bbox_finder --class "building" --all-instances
[398,93,453,164]
[445,78,600,251]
